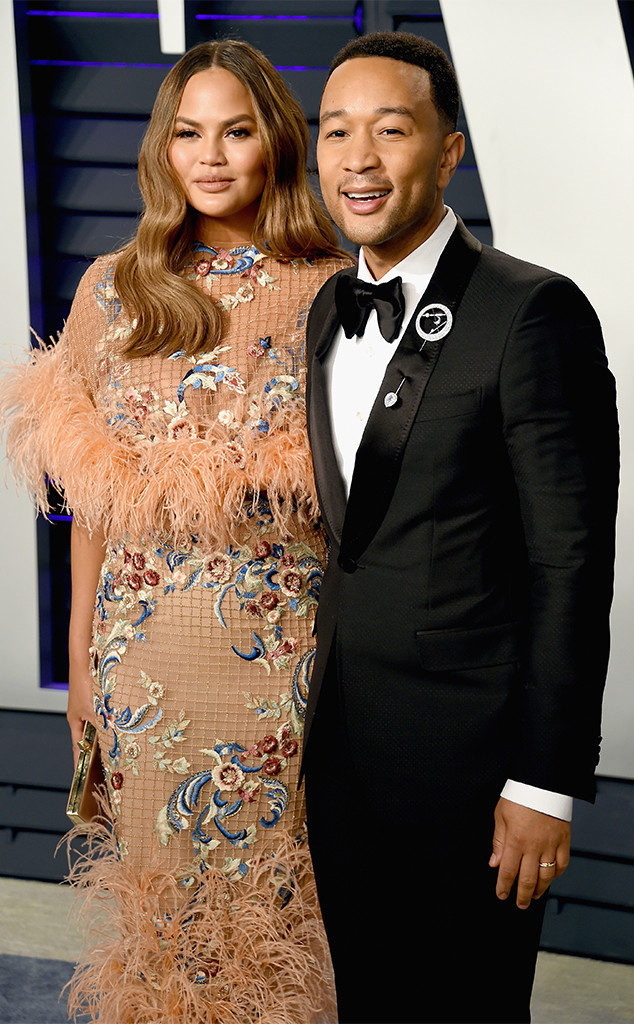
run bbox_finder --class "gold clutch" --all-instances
[66,721,104,825]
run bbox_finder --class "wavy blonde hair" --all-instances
[115,40,343,358]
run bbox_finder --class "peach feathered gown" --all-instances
[0,243,347,1024]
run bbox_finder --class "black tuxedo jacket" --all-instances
[303,218,618,812]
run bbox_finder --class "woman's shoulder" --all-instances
[282,252,355,291]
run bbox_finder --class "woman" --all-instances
[1,40,350,1024]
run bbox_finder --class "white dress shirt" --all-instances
[325,207,572,822]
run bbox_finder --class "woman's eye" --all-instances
[175,129,197,139]
[227,127,250,139]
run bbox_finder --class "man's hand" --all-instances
[489,796,570,909]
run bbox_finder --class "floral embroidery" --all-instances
[155,712,301,866]
[94,266,122,323]
[176,359,247,403]
[185,243,279,308]
[148,711,192,774]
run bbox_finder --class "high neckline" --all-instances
[193,241,261,257]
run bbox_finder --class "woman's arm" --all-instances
[68,519,106,764]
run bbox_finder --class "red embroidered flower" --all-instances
[223,371,246,393]
[281,739,298,758]
[126,574,142,591]
[244,600,263,617]
[280,571,302,597]
[195,259,211,276]
[111,772,123,790]
[237,787,256,803]
[216,248,235,267]
[143,570,160,587]
[132,552,145,571]
[262,757,282,776]
[224,442,245,467]
[254,541,272,559]
[167,419,197,441]
[261,735,278,754]
[268,638,297,660]
[260,592,278,610]
[281,554,296,568]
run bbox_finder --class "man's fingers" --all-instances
[489,808,507,868]
[531,856,558,901]
[514,856,542,908]
[555,843,570,877]
[495,848,521,900]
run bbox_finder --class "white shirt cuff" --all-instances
[501,779,573,821]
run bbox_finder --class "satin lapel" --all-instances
[341,220,481,559]
[307,270,355,545]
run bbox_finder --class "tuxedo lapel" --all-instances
[341,220,481,560]
[306,271,355,544]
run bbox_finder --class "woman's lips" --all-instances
[194,179,234,193]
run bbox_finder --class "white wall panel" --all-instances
[0,4,65,713]
[441,0,634,778]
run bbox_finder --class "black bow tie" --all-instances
[335,274,405,343]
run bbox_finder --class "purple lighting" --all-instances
[27,9,158,17]
[30,59,173,69]
[31,59,324,72]
[196,14,350,21]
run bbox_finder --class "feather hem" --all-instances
[62,813,335,1024]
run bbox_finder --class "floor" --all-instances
[0,877,633,1023]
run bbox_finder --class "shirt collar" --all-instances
[357,207,457,285]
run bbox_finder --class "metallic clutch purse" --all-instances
[66,721,103,825]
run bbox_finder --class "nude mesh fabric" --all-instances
[2,246,349,1023]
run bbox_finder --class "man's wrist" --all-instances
[501,779,573,821]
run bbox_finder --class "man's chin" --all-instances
[331,216,391,249]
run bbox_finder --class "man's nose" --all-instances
[342,132,380,173]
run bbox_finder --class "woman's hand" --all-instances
[68,519,106,766]
[67,666,96,767]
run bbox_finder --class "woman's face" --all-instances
[168,67,267,247]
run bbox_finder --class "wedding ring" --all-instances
[538,860,556,868]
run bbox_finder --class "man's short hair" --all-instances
[328,31,460,132]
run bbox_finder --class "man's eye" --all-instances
[326,129,346,139]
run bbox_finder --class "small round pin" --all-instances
[383,376,406,408]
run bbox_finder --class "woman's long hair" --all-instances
[115,40,343,358]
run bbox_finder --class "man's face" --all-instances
[317,56,463,276]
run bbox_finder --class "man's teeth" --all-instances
[345,191,389,200]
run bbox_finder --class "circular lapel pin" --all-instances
[415,303,453,342]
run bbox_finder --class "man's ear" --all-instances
[438,132,465,189]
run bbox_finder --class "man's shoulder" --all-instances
[475,242,581,296]
[468,239,600,334]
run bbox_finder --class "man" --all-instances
[302,32,618,1024]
